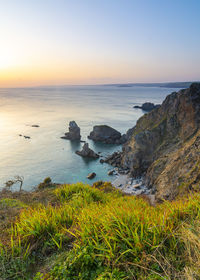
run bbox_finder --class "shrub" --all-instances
[38,177,54,190]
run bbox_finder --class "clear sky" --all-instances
[0,0,200,87]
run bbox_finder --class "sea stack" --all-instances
[75,143,99,158]
[61,121,81,140]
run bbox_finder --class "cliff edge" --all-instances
[120,83,200,201]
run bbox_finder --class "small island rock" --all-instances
[87,172,96,179]
[31,125,40,128]
[134,102,160,112]
[76,143,99,158]
[88,125,126,144]
[61,121,81,140]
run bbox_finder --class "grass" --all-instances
[0,198,27,210]
[0,182,200,279]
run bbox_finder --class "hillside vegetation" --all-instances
[0,182,200,280]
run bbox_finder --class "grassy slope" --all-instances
[0,182,200,280]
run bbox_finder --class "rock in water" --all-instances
[134,102,160,111]
[31,124,40,127]
[108,170,114,175]
[103,152,123,168]
[76,143,99,158]
[88,125,126,144]
[87,172,96,179]
[61,121,81,140]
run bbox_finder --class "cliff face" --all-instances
[121,83,200,201]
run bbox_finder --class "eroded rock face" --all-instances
[76,143,99,158]
[88,125,126,144]
[118,83,200,201]
[61,121,81,140]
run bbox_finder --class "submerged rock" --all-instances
[88,125,126,144]
[76,143,99,158]
[61,121,81,140]
[87,172,96,179]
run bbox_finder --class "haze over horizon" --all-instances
[0,0,200,87]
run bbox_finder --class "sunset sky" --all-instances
[0,0,200,87]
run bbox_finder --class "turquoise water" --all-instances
[0,85,179,190]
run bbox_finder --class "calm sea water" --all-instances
[0,85,179,191]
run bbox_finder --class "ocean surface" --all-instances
[0,85,180,191]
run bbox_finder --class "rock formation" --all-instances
[87,172,96,179]
[76,143,99,158]
[107,170,115,175]
[61,121,81,140]
[103,152,122,167]
[88,125,126,144]
[107,83,200,201]
[134,102,160,111]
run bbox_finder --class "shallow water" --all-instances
[0,85,179,190]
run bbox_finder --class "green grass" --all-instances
[0,198,27,210]
[1,182,200,279]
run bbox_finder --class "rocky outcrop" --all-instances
[134,102,160,111]
[76,143,99,158]
[103,152,122,167]
[61,121,81,140]
[88,125,126,144]
[109,83,200,201]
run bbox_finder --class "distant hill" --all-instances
[105,81,199,88]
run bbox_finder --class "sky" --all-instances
[0,0,200,87]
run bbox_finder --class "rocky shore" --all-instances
[104,83,200,201]
[58,84,200,202]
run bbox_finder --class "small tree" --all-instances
[4,176,24,192]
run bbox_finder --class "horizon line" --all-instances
[0,80,199,89]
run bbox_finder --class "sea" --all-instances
[0,85,180,191]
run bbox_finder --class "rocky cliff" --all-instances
[120,83,200,201]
